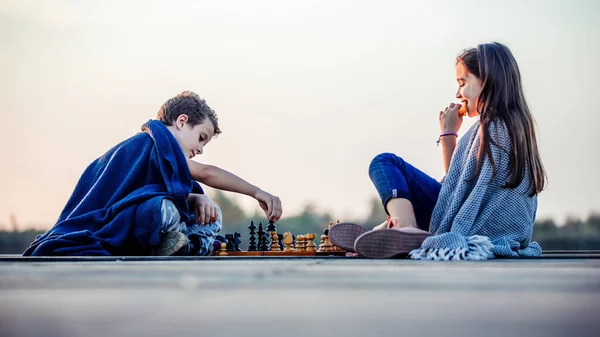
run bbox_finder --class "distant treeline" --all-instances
[2,191,599,254]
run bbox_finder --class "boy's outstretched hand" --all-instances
[188,193,219,225]
[254,189,283,222]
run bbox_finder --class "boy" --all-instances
[23,91,282,256]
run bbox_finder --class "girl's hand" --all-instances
[188,193,218,225]
[439,103,464,134]
[254,189,283,222]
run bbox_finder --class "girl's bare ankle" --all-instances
[387,216,417,229]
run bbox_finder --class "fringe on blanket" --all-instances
[408,235,494,261]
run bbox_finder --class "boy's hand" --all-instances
[254,189,283,222]
[188,193,218,225]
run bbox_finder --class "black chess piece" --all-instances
[233,232,242,251]
[266,220,277,233]
[257,222,266,251]
[214,234,227,253]
[265,221,277,252]
[292,234,297,249]
[225,234,234,251]
[277,232,284,251]
[262,229,272,251]
[248,221,257,251]
[262,231,271,251]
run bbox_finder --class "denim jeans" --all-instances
[368,153,442,231]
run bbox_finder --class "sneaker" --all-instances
[329,222,369,252]
[354,227,432,259]
[154,231,188,256]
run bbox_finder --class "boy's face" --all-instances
[171,114,215,159]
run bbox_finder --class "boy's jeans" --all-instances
[160,198,222,255]
[368,153,442,231]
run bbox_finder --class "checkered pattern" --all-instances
[410,121,542,260]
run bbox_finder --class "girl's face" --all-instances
[456,61,483,117]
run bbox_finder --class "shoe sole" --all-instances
[329,223,369,252]
[354,229,431,259]
[154,232,188,256]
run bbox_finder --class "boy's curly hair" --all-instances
[156,91,221,135]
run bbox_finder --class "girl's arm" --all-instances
[187,160,283,221]
[440,136,457,173]
[438,103,463,173]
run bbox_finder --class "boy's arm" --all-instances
[187,160,283,221]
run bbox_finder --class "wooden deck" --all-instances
[1,254,599,337]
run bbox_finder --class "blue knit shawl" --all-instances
[410,121,542,260]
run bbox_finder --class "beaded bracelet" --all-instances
[436,132,458,146]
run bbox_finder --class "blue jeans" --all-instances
[368,153,442,231]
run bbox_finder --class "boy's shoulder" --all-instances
[94,130,153,164]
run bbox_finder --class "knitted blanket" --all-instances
[410,121,542,260]
[23,120,203,256]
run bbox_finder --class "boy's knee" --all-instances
[160,198,185,233]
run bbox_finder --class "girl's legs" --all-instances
[329,153,442,253]
[368,153,442,231]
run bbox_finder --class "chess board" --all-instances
[213,220,348,257]
[218,251,348,257]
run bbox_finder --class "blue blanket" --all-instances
[23,120,203,256]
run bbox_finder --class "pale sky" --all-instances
[0,0,598,229]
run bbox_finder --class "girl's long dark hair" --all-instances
[458,42,546,196]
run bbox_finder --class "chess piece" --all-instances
[305,233,316,252]
[262,232,271,251]
[266,220,277,233]
[218,242,228,256]
[318,227,329,252]
[322,228,333,252]
[233,232,242,251]
[248,221,258,251]
[257,222,266,251]
[266,221,277,250]
[270,233,281,251]
[296,235,305,252]
[277,233,284,251]
[225,234,234,251]
[283,232,294,252]
[318,233,326,252]
[323,222,334,252]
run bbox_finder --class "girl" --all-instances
[330,42,546,260]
